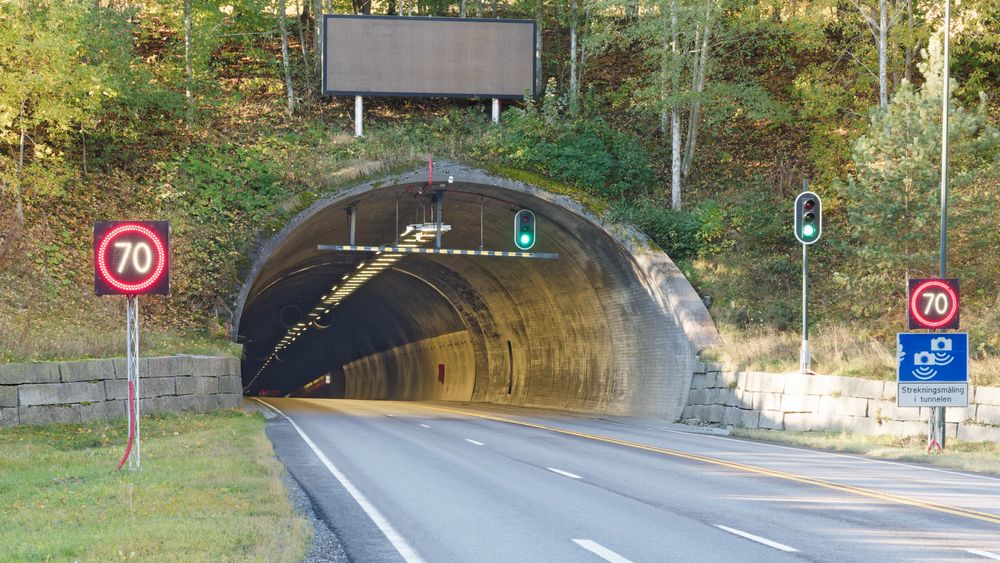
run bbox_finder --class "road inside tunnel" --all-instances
[234,161,716,420]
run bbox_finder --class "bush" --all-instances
[476,109,655,199]
[609,200,702,262]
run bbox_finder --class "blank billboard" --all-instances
[323,15,535,99]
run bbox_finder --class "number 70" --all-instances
[114,241,153,274]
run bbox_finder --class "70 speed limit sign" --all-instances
[908,278,959,330]
[94,221,170,296]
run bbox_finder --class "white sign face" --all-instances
[897,382,969,407]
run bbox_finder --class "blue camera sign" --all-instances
[897,333,968,382]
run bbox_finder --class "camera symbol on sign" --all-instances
[930,337,952,352]
[914,352,937,366]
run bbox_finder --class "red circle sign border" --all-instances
[908,279,958,329]
[96,224,167,294]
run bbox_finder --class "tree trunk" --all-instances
[314,0,323,76]
[569,0,578,111]
[579,6,589,96]
[296,0,310,71]
[184,0,193,126]
[878,0,887,111]
[535,0,543,97]
[683,0,711,179]
[279,0,297,116]
[903,0,913,83]
[491,0,497,17]
[461,0,466,17]
[14,106,26,225]
[670,0,681,209]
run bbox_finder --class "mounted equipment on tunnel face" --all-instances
[514,209,536,250]
[94,220,171,472]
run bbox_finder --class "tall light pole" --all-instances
[934,0,951,450]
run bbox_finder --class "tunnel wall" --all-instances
[343,332,476,400]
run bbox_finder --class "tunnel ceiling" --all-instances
[235,161,717,418]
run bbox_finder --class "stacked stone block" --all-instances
[0,355,242,427]
[682,363,1000,442]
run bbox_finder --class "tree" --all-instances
[0,1,111,224]
[278,0,297,115]
[845,34,1000,284]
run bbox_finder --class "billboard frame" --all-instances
[322,14,537,100]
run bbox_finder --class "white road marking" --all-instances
[386,414,395,417]
[715,525,798,552]
[253,399,425,563]
[465,439,484,446]
[547,467,582,479]
[572,539,633,563]
[967,549,1000,560]
[420,424,430,428]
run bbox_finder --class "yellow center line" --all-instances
[412,403,1000,526]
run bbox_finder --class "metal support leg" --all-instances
[434,192,444,249]
[347,205,357,246]
[491,98,500,124]
[354,96,363,137]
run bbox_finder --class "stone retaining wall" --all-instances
[682,363,1000,442]
[0,355,242,427]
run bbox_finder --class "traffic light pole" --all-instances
[801,242,810,373]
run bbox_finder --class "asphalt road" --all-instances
[257,398,1000,563]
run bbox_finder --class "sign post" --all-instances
[94,221,170,470]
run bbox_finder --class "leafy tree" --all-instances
[844,34,1000,306]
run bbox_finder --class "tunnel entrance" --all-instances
[234,161,716,420]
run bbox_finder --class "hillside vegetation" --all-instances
[1,0,998,383]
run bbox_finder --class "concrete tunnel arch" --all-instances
[233,160,717,420]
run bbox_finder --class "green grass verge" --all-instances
[732,427,1000,476]
[0,410,310,561]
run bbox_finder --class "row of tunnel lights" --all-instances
[246,224,438,390]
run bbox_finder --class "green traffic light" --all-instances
[803,224,816,238]
[520,233,531,245]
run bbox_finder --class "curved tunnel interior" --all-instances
[236,163,714,419]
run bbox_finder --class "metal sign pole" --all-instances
[935,0,952,451]
[126,295,141,470]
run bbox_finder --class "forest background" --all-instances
[1,0,998,383]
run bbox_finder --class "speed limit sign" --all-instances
[907,278,959,330]
[94,221,170,296]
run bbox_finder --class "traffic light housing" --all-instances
[794,191,822,245]
[514,209,535,250]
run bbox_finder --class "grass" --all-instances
[709,322,1000,387]
[0,410,310,561]
[733,427,1000,476]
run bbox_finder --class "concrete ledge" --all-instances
[0,362,60,385]
[0,355,241,426]
[684,363,1000,442]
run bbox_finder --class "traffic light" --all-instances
[794,191,822,244]
[514,209,535,250]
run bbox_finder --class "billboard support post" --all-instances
[492,99,500,124]
[355,96,363,137]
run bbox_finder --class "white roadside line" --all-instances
[253,399,425,563]
[571,539,633,563]
[715,525,798,553]
[420,424,430,428]
[967,549,1000,560]
[547,467,582,479]
[465,439,485,446]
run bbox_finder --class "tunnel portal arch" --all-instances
[234,161,717,420]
